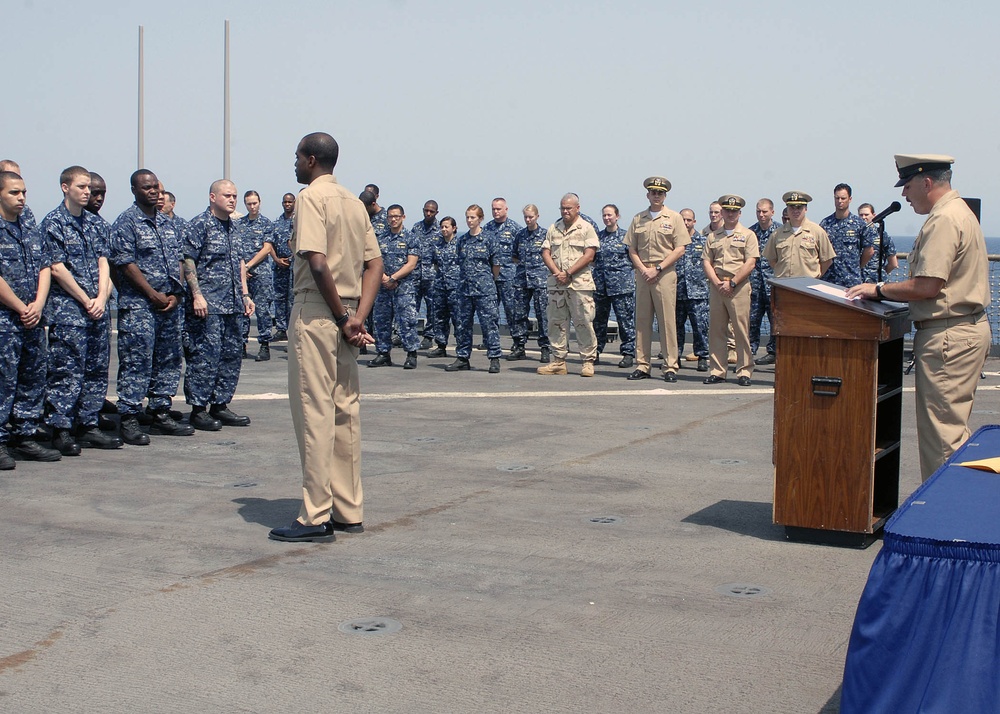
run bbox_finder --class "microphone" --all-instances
[871,201,902,223]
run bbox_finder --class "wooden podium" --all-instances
[769,277,910,547]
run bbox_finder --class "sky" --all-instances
[5,0,1000,236]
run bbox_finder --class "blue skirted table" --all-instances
[841,425,1000,713]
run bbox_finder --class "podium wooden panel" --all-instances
[769,278,910,547]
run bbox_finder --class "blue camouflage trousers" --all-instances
[457,293,501,359]
[415,277,436,338]
[496,280,526,346]
[517,285,549,348]
[46,317,111,430]
[242,271,274,345]
[273,265,292,332]
[184,313,243,407]
[433,284,463,347]
[0,327,47,442]
[749,279,775,355]
[676,298,710,358]
[374,283,420,354]
[116,307,184,416]
[594,292,636,356]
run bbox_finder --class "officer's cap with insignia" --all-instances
[782,191,812,206]
[893,153,955,187]
[718,194,746,211]
[643,176,672,192]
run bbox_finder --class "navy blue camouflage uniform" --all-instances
[675,230,710,360]
[240,213,274,346]
[432,235,462,348]
[592,226,636,357]
[110,204,186,417]
[748,220,780,356]
[455,231,502,360]
[863,229,898,283]
[819,213,875,288]
[511,225,550,350]
[183,209,247,408]
[482,217,523,346]
[373,228,421,355]
[411,218,440,340]
[0,211,50,444]
[364,208,389,337]
[41,203,112,431]
[271,212,294,332]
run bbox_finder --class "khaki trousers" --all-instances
[288,296,364,525]
[635,269,678,373]
[548,288,597,362]
[914,315,991,481]
[708,281,752,378]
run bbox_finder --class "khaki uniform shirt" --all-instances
[541,218,600,291]
[291,174,381,301]
[907,190,990,322]
[704,223,760,279]
[624,208,691,268]
[761,220,836,279]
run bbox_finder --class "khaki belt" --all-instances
[295,291,359,309]
[913,311,986,330]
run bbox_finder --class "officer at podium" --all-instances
[846,154,991,480]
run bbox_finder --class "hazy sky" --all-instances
[5,0,999,235]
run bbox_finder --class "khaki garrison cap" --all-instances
[894,153,955,187]
[718,194,746,210]
[644,176,672,192]
[782,191,812,205]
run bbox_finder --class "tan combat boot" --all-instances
[537,360,568,375]
[580,361,594,377]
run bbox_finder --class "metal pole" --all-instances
[224,20,230,180]
[138,25,144,169]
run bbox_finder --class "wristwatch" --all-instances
[875,282,885,300]
[655,264,663,273]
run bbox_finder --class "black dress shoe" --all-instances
[190,410,223,431]
[539,346,551,364]
[330,520,364,534]
[0,445,14,470]
[77,426,124,450]
[403,351,417,370]
[149,412,195,436]
[255,343,271,362]
[367,353,392,368]
[210,405,251,427]
[506,346,526,361]
[697,358,709,372]
[445,357,470,372]
[50,430,80,457]
[419,336,433,350]
[663,371,677,383]
[627,369,650,381]
[737,376,752,386]
[120,416,151,445]
[268,520,336,543]
[14,437,63,461]
[618,355,634,369]
[703,375,727,384]
[488,358,501,374]
[427,345,447,358]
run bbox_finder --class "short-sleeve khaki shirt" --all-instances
[291,174,381,301]
[541,218,600,291]
[907,190,990,322]
[623,207,690,268]
[761,220,836,279]
[704,223,760,278]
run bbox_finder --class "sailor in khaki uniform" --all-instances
[623,176,690,382]
[847,154,991,480]
[762,191,837,279]
[701,195,759,386]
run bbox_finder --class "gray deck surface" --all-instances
[3,332,997,713]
